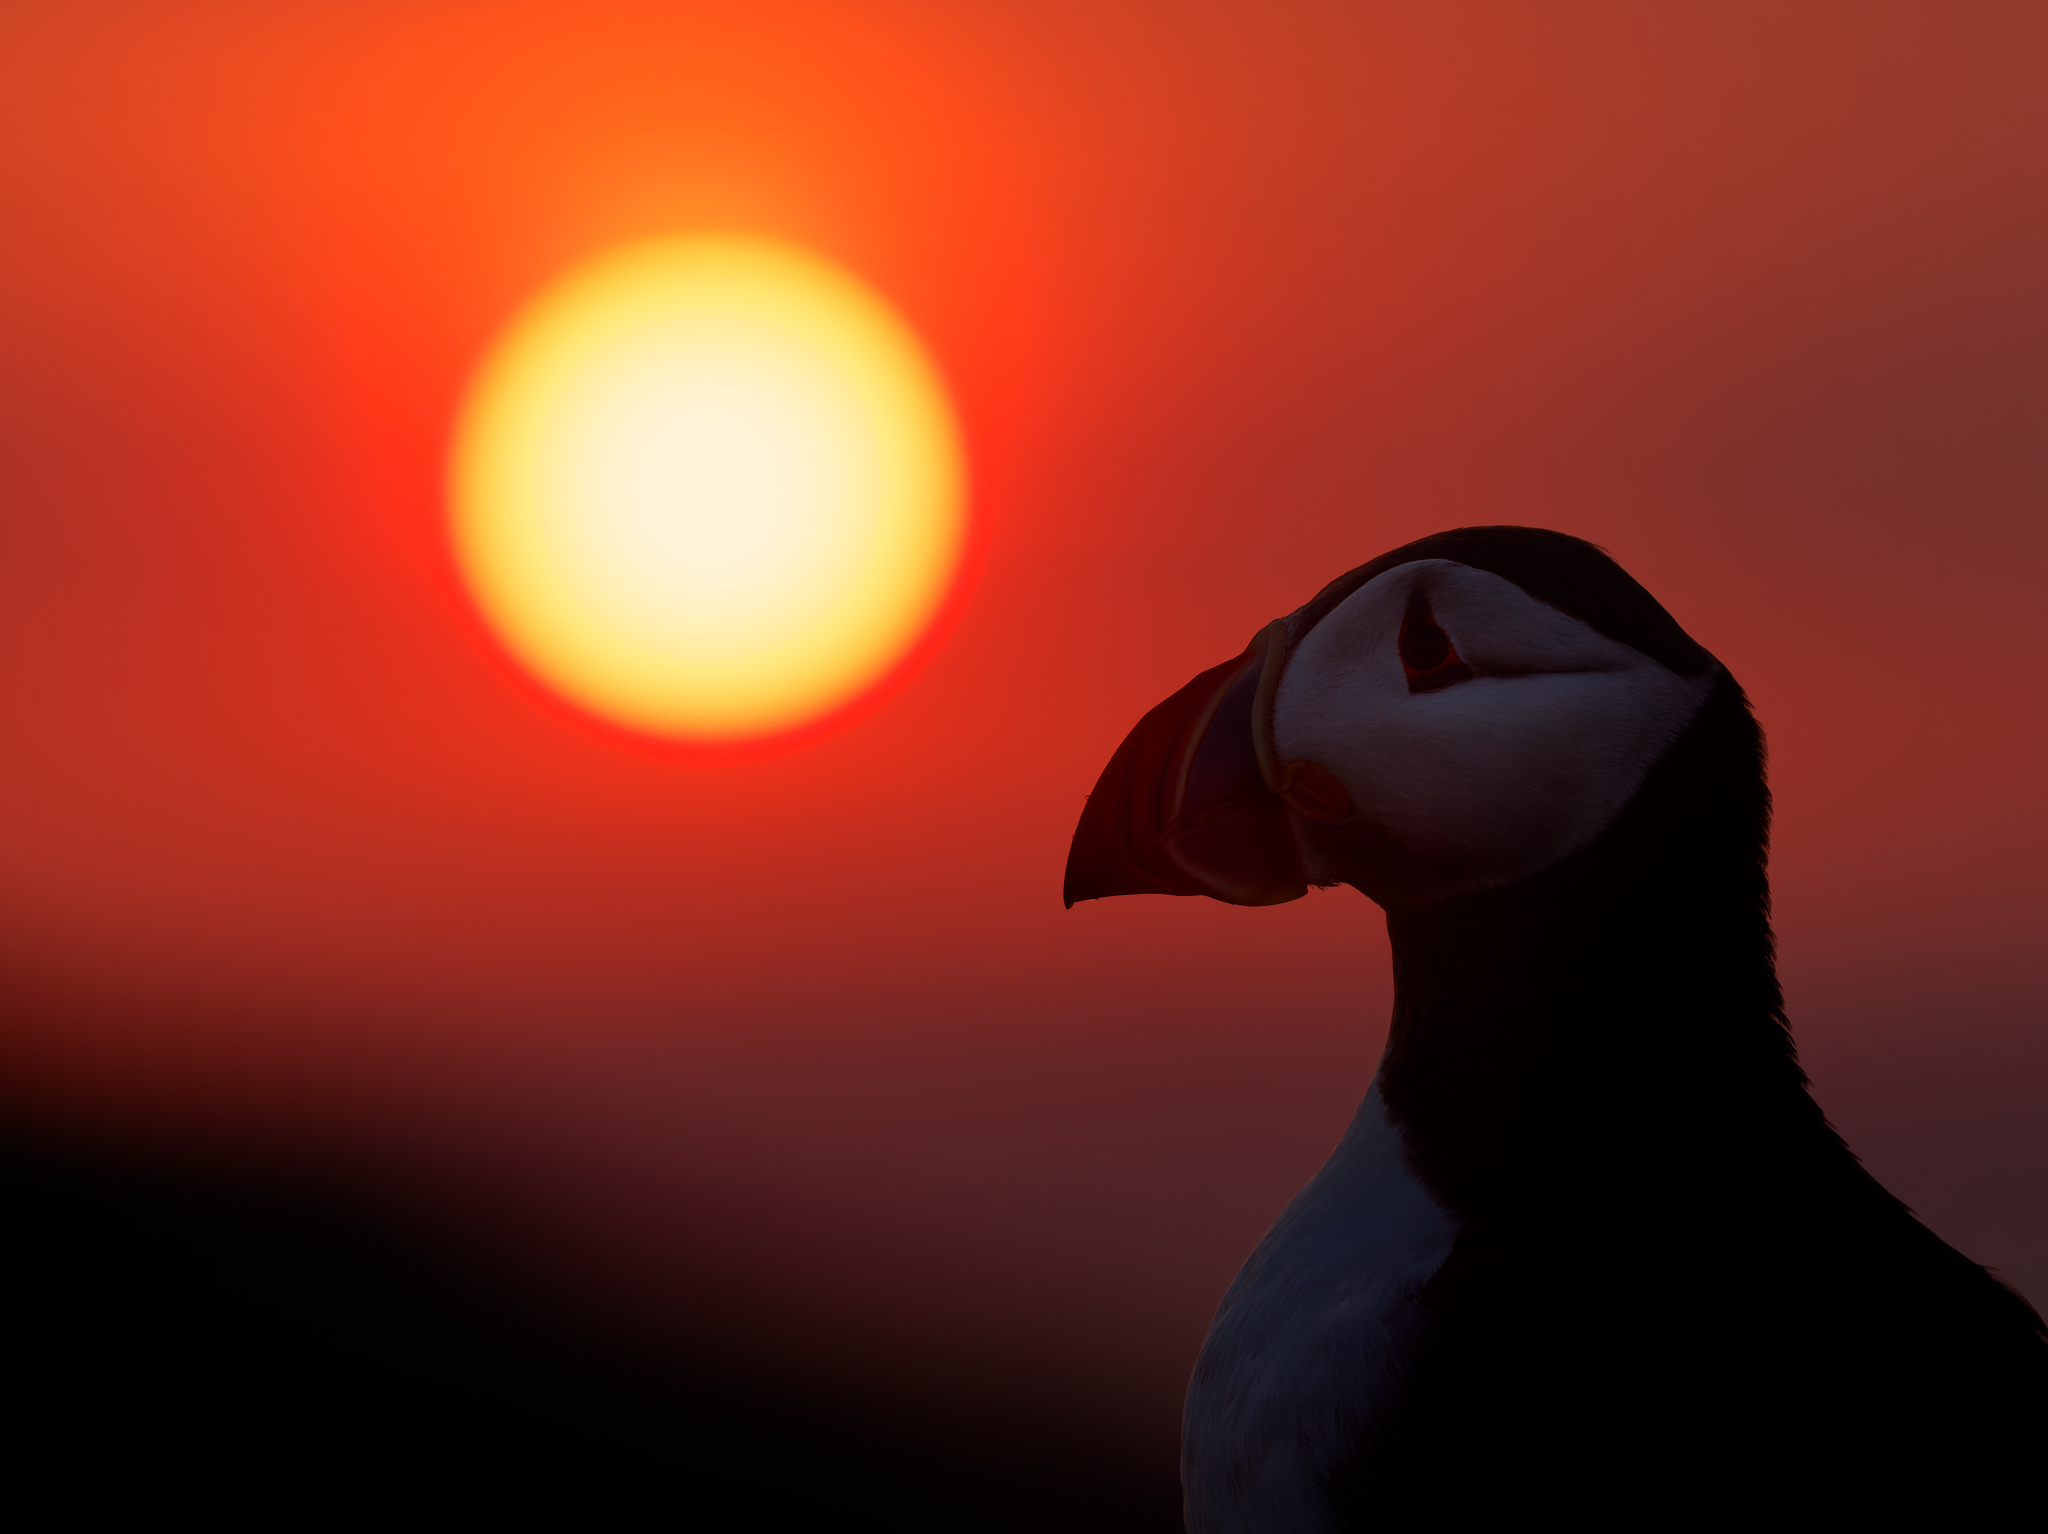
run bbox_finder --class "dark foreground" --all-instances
[1,1128,1181,1529]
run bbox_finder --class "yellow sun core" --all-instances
[450,234,966,742]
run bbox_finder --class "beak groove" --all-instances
[1063,621,1307,908]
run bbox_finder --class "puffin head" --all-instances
[1063,526,1723,913]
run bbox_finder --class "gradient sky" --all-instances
[3,0,2044,1487]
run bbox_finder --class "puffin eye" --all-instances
[1398,593,1475,694]
[1400,619,1450,672]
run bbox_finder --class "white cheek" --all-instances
[1350,669,1702,876]
[1272,561,1713,899]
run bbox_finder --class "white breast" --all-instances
[1183,1080,1460,1534]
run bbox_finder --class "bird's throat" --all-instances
[1373,673,1795,1225]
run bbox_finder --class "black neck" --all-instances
[1375,673,1837,1226]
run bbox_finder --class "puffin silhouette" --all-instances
[1064,527,2047,1529]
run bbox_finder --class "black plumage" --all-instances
[1357,669,2045,1522]
[1068,526,2048,1526]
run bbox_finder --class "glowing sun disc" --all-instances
[450,234,966,741]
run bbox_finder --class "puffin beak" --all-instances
[1063,620,1307,908]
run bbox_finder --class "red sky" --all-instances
[3,0,2044,1483]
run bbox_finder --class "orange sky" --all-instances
[3,0,2045,1482]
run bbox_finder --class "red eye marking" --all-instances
[1399,592,1475,694]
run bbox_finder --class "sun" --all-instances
[449,234,966,743]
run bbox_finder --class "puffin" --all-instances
[1063,527,2047,1528]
